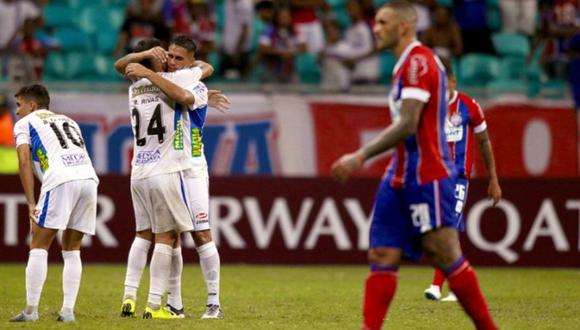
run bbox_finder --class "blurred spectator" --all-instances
[0,0,42,78]
[568,32,580,111]
[500,0,538,37]
[454,0,496,54]
[421,6,463,61]
[8,19,56,83]
[289,0,328,54]
[343,0,379,84]
[256,0,276,27]
[221,0,254,80]
[320,20,352,91]
[0,93,18,174]
[113,0,171,56]
[258,7,305,83]
[173,0,215,62]
[359,0,376,25]
[410,0,436,35]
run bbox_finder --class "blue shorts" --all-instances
[369,176,457,261]
[453,177,469,232]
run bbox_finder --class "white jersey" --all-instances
[128,67,204,179]
[13,109,98,192]
[182,80,209,177]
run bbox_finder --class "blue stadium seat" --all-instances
[327,0,348,8]
[296,53,321,84]
[487,8,501,31]
[499,56,527,80]
[79,5,125,34]
[43,52,67,81]
[96,31,119,54]
[436,0,453,7]
[43,5,78,28]
[378,51,396,84]
[53,28,91,52]
[486,0,499,9]
[487,79,526,94]
[458,53,500,86]
[492,32,530,58]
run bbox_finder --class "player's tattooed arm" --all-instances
[125,63,195,107]
[114,46,167,75]
[193,60,214,80]
[16,145,36,223]
[330,99,423,183]
[476,130,502,206]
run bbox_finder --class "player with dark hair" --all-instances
[330,2,497,329]
[10,84,98,323]
[424,59,502,302]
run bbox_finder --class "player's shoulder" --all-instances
[457,91,481,109]
[404,44,439,72]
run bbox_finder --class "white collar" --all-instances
[448,90,458,104]
[393,40,422,74]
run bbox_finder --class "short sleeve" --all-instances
[185,81,208,110]
[160,67,202,88]
[468,98,487,133]
[13,119,30,147]
[400,53,432,102]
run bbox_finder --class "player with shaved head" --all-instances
[331,1,497,329]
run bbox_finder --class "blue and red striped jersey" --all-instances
[446,91,487,178]
[385,41,454,187]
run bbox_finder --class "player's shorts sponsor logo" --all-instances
[61,153,89,167]
[195,212,208,220]
[135,150,161,165]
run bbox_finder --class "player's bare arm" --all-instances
[476,130,502,206]
[208,90,231,113]
[330,99,424,183]
[16,144,36,224]
[114,46,167,74]
[125,63,195,107]
[193,60,214,79]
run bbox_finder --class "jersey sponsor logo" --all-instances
[131,85,160,98]
[134,150,161,165]
[174,119,184,150]
[191,128,202,157]
[446,114,463,142]
[36,148,49,172]
[407,54,428,84]
[61,153,89,167]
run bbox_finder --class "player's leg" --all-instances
[10,187,61,322]
[121,180,154,317]
[185,172,223,319]
[10,223,58,322]
[165,234,184,317]
[143,230,178,319]
[420,177,496,330]
[362,181,406,330]
[58,229,85,322]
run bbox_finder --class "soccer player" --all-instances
[424,60,502,302]
[10,84,99,323]
[123,45,211,319]
[330,2,498,329]
[116,36,227,319]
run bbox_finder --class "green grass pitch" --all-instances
[1,264,579,329]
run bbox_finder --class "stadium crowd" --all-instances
[0,0,577,101]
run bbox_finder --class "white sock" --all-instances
[123,237,151,300]
[197,241,220,306]
[61,250,82,313]
[167,247,183,309]
[147,243,173,309]
[26,249,48,311]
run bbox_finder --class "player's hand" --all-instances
[208,90,231,114]
[125,63,153,80]
[145,46,167,64]
[28,204,37,233]
[330,151,365,184]
[488,179,502,206]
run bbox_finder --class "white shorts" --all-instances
[34,179,98,235]
[184,169,210,232]
[131,172,193,234]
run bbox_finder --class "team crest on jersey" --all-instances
[450,114,462,126]
[446,114,463,142]
[408,54,428,84]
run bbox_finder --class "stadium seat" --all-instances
[458,53,500,86]
[436,0,453,7]
[486,0,499,9]
[53,28,91,52]
[43,5,78,28]
[79,5,125,34]
[378,51,396,83]
[499,56,527,80]
[296,53,321,84]
[96,31,119,54]
[327,0,347,8]
[487,78,526,95]
[492,32,530,58]
[487,8,502,31]
[373,0,390,7]
[43,52,67,81]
